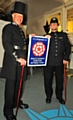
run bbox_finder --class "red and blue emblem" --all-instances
[32,42,46,56]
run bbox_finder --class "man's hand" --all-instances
[29,34,35,37]
[63,60,68,65]
[45,35,51,38]
[17,58,26,66]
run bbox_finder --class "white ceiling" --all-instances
[28,0,63,20]
[0,0,64,20]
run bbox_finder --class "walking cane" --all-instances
[64,64,67,102]
[15,65,24,117]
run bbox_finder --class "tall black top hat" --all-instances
[43,21,50,34]
[11,2,27,15]
[50,17,59,25]
[11,1,27,24]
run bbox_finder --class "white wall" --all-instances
[27,15,46,35]
[0,20,10,67]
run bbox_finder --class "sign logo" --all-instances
[25,105,73,120]
[32,42,46,56]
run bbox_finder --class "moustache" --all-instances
[51,28,57,31]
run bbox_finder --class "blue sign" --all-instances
[27,36,50,66]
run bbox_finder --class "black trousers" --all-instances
[44,65,64,99]
[3,63,27,116]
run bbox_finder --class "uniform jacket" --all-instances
[1,22,27,79]
[47,31,71,66]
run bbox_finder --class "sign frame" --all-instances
[27,35,50,67]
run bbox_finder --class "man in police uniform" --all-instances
[1,2,29,120]
[44,17,71,104]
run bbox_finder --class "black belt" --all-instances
[14,45,26,50]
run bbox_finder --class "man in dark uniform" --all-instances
[1,2,29,120]
[44,17,71,104]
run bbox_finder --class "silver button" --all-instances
[55,39,57,41]
[22,36,24,38]
[55,36,57,38]
[55,46,58,48]
[56,50,58,52]
[55,42,57,44]
[55,54,57,56]
[54,33,57,35]
[21,32,23,34]
[20,29,22,31]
